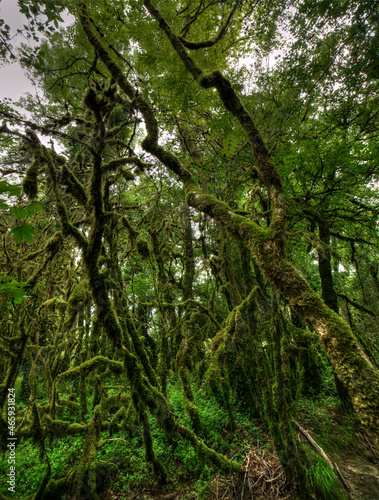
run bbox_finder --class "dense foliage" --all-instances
[0,1,378,499]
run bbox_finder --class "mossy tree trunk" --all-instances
[318,221,352,407]
[77,1,379,450]
[177,203,202,434]
[15,45,243,483]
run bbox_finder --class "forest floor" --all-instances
[102,394,379,500]
[341,455,379,500]
[294,400,379,500]
[1,382,378,500]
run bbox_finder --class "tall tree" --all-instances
[1,0,379,497]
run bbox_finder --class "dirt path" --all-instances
[339,456,379,500]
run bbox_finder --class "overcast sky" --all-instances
[0,0,34,102]
[0,0,73,103]
[0,1,279,105]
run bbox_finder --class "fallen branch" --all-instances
[293,419,350,492]
[241,453,250,499]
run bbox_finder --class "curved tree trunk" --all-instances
[78,0,379,451]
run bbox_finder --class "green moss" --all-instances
[22,159,40,200]
[68,405,101,500]
[179,366,202,435]
[83,87,102,119]
[34,477,68,500]
[57,356,123,382]
[175,421,242,475]
[92,376,102,409]
[61,166,88,206]
[123,346,241,475]
[140,410,167,484]
[108,405,127,436]
[79,371,88,422]
[123,303,159,387]
[67,282,88,310]
[43,415,86,437]
[29,401,46,460]
[136,239,150,259]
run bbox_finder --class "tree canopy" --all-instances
[0,1,379,499]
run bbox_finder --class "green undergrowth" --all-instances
[1,374,368,500]
[295,389,370,500]
[0,377,264,499]
[0,434,86,499]
[297,394,360,458]
[104,378,263,497]
[305,455,348,500]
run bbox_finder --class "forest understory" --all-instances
[1,373,379,500]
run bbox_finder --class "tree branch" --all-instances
[178,0,241,50]
[337,293,376,317]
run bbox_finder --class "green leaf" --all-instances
[11,224,37,244]
[3,287,28,304]
[0,181,21,196]
[0,275,24,282]
[10,201,44,220]
[0,274,30,305]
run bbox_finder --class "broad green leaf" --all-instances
[10,201,44,220]
[0,274,24,282]
[11,224,37,244]
[0,181,21,196]
[2,286,29,304]
[0,274,30,305]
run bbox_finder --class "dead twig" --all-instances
[292,418,350,492]
[215,441,289,499]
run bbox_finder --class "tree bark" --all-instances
[318,221,352,407]
[78,1,379,451]
[318,222,339,313]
